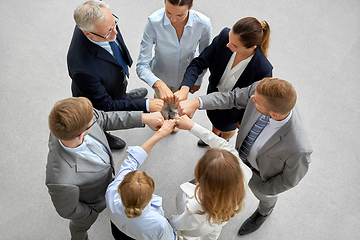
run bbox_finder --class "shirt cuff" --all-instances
[126,146,148,165]
[146,99,150,112]
[197,97,204,109]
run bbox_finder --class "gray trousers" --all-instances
[69,210,98,240]
[248,173,278,216]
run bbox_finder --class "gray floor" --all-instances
[1,0,359,239]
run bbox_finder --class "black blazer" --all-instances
[67,26,147,111]
[181,27,273,94]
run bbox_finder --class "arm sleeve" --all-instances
[95,109,144,131]
[72,72,147,112]
[136,20,159,87]
[47,184,99,221]
[193,21,212,86]
[190,123,252,184]
[257,152,311,195]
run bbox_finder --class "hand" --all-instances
[177,98,200,118]
[190,85,201,94]
[157,119,176,137]
[174,86,190,107]
[175,115,194,131]
[149,99,164,112]
[153,80,175,104]
[142,112,164,131]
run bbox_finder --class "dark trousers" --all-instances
[111,221,135,240]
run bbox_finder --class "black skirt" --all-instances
[206,107,245,132]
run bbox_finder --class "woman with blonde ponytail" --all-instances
[106,120,180,240]
[175,17,273,146]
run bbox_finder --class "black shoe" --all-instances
[238,210,271,235]
[105,132,126,150]
[128,88,148,99]
[197,139,209,147]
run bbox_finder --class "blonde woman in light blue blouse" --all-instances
[136,0,211,127]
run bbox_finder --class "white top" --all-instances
[216,52,254,92]
[168,123,252,240]
[136,8,211,87]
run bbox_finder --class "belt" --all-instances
[241,158,260,176]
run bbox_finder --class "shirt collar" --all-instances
[269,110,293,128]
[163,9,194,28]
[87,36,111,48]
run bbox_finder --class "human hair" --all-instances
[73,0,110,32]
[48,97,93,141]
[118,170,155,218]
[194,148,246,225]
[165,0,193,8]
[232,17,270,57]
[255,78,297,114]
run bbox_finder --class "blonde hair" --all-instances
[48,97,93,141]
[255,78,297,114]
[118,171,155,218]
[194,148,246,225]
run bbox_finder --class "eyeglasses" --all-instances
[90,14,119,39]
[80,110,99,136]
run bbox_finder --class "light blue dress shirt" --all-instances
[105,146,177,240]
[59,134,110,164]
[136,8,211,88]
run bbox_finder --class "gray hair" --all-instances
[73,0,110,32]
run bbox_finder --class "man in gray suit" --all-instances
[46,97,164,240]
[178,78,312,235]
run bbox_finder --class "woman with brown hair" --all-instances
[169,116,252,240]
[175,17,272,145]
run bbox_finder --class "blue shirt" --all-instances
[105,146,177,240]
[59,134,110,164]
[136,8,211,87]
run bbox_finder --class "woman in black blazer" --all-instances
[175,17,273,145]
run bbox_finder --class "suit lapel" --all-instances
[256,112,295,158]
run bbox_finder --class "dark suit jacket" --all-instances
[180,27,273,93]
[200,82,313,195]
[67,26,147,112]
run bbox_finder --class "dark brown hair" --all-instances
[165,0,193,8]
[232,17,270,57]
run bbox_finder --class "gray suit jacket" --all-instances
[200,82,313,196]
[46,110,143,221]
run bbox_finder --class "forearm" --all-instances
[140,131,165,153]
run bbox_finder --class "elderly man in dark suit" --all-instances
[177,78,313,235]
[67,0,164,149]
[46,97,164,240]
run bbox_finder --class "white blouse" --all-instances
[216,52,254,93]
[168,123,252,240]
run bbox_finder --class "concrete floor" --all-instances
[0,0,359,239]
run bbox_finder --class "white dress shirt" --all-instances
[217,52,253,92]
[105,146,177,240]
[136,8,211,87]
[247,111,293,170]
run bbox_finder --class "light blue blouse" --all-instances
[105,146,177,240]
[136,8,211,88]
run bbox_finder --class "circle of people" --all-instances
[46,0,313,240]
